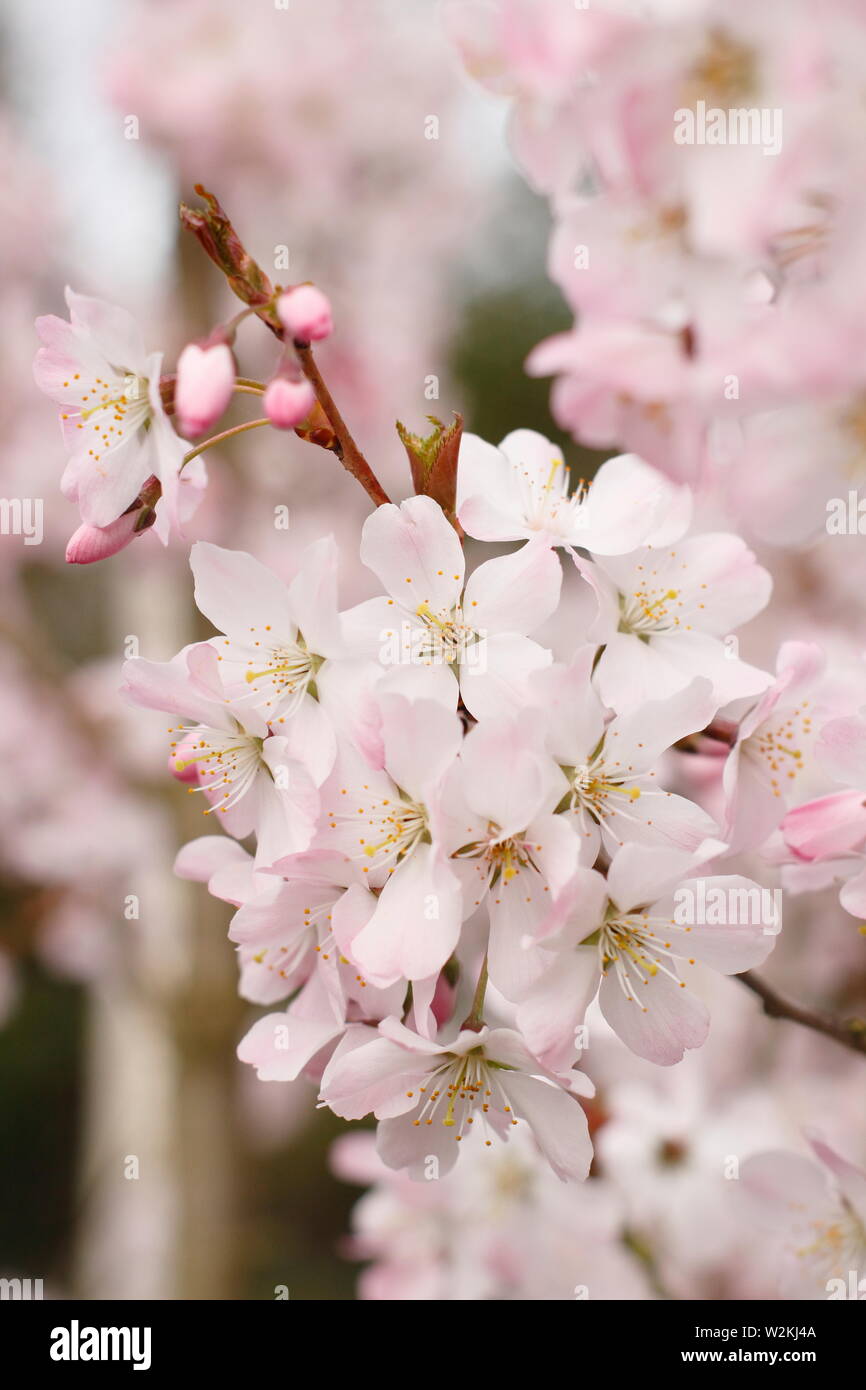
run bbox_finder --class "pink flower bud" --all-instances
[174,341,236,437]
[168,731,201,784]
[264,375,316,429]
[65,512,142,564]
[430,970,458,1029]
[277,286,333,342]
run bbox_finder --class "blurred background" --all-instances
[0,0,579,1300]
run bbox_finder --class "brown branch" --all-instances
[738,970,866,1057]
[179,185,281,333]
[294,344,390,506]
[179,184,390,508]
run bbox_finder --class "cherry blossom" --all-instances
[781,710,866,919]
[527,651,720,863]
[457,428,691,553]
[742,1138,866,1298]
[332,1126,652,1300]
[519,844,777,1067]
[121,640,321,867]
[438,715,585,1001]
[174,339,235,438]
[21,0,866,1307]
[302,692,464,987]
[575,535,773,712]
[721,642,839,853]
[320,1017,594,1181]
[343,494,562,719]
[190,539,345,771]
[277,286,333,343]
[33,288,194,536]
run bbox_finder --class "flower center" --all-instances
[415,601,477,665]
[171,726,264,813]
[748,701,811,799]
[795,1201,866,1283]
[618,581,687,636]
[518,455,590,535]
[327,787,429,875]
[560,759,642,820]
[249,895,345,979]
[242,636,320,716]
[452,824,538,886]
[408,1052,518,1147]
[685,28,758,105]
[61,367,152,467]
[594,907,694,1009]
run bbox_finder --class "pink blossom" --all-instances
[519,843,778,1068]
[121,640,321,867]
[174,340,235,437]
[33,288,194,536]
[780,710,866,917]
[437,715,586,1002]
[527,652,720,864]
[190,540,345,770]
[343,494,562,720]
[320,1017,594,1181]
[574,535,773,713]
[277,286,333,343]
[300,692,464,987]
[742,1138,866,1297]
[722,642,835,853]
[457,428,691,552]
[263,374,316,429]
[65,509,144,565]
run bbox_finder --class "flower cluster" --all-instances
[32,169,866,1217]
[116,421,799,1183]
[21,0,866,1303]
[334,1061,866,1300]
[32,277,335,562]
[448,0,866,543]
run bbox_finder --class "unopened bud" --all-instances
[66,510,147,564]
[66,477,160,564]
[175,340,236,437]
[430,970,458,1028]
[169,731,201,784]
[264,374,316,429]
[277,285,333,343]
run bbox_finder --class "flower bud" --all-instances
[168,731,201,784]
[174,340,236,437]
[66,512,142,564]
[277,285,333,343]
[430,969,458,1028]
[264,374,316,429]
[66,477,159,564]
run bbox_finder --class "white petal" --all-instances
[360,495,464,611]
[191,542,295,642]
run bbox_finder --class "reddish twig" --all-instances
[179,184,390,507]
[294,344,390,506]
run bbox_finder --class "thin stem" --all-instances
[462,954,489,1032]
[294,342,390,507]
[235,377,266,391]
[180,417,271,472]
[232,384,265,398]
[224,304,266,336]
[737,970,866,1057]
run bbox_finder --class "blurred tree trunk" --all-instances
[74,560,245,1299]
